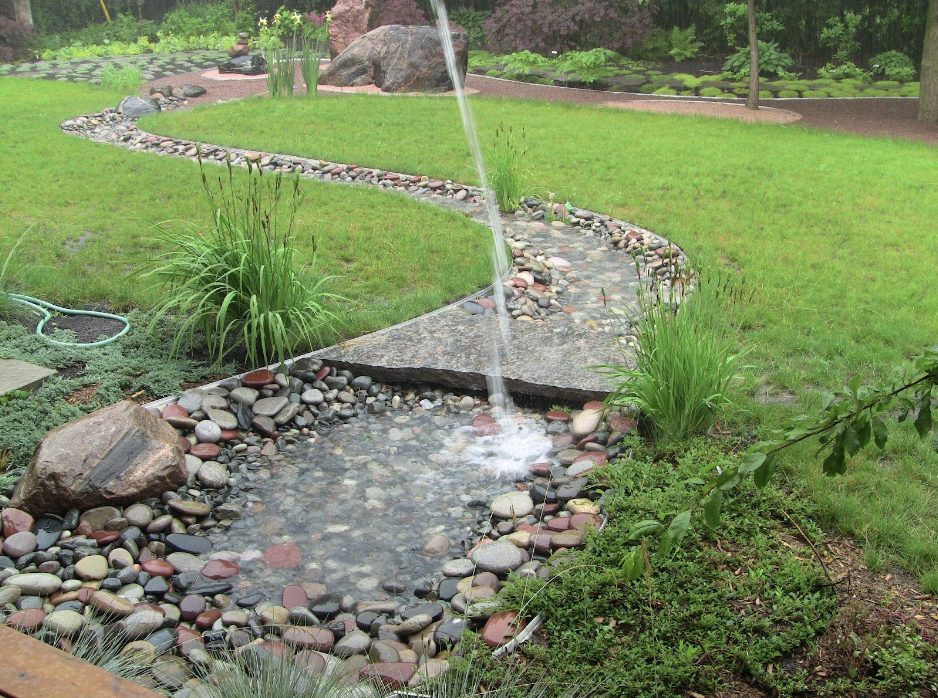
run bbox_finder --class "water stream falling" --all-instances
[431,0,551,477]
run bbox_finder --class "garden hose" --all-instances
[8,294,130,348]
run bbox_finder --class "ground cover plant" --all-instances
[468,49,919,98]
[141,92,938,595]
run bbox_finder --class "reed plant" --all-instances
[143,156,344,369]
[487,124,528,212]
[266,35,297,98]
[97,63,145,92]
[596,268,745,445]
[299,39,323,97]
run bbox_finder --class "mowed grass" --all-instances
[0,79,492,342]
[143,94,938,588]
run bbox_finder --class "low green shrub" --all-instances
[817,61,872,82]
[485,69,502,77]
[555,48,621,84]
[759,89,772,99]
[639,84,657,93]
[859,88,888,97]
[143,158,344,369]
[698,86,725,97]
[900,83,920,97]
[777,89,800,98]
[596,273,745,445]
[869,50,916,82]
[653,86,678,95]
[828,88,860,97]
[722,41,795,79]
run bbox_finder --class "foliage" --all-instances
[483,0,654,55]
[299,39,322,96]
[597,272,744,446]
[377,0,428,27]
[142,157,344,369]
[817,61,872,82]
[667,25,702,62]
[500,50,551,79]
[487,124,528,213]
[0,312,229,470]
[495,438,843,697]
[555,48,622,83]
[0,0,35,62]
[722,41,796,78]
[304,10,329,44]
[717,2,783,47]
[39,32,236,60]
[869,50,916,81]
[820,11,864,64]
[449,8,489,49]
[97,63,144,92]
[634,27,672,61]
[160,1,237,38]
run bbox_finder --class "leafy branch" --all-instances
[615,345,938,581]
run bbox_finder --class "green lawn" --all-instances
[142,94,938,589]
[0,79,492,341]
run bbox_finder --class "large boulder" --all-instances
[9,401,186,515]
[328,0,380,59]
[118,96,160,117]
[320,25,467,94]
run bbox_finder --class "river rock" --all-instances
[490,491,534,519]
[470,541,524,574]
[2,572,62,596]
[321,25,467,93]
[9,401,186,515]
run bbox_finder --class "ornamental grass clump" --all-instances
[488,123,528,212]
[299,39,323,96]
[97,63,145,92]
[144,156,344,369]
[597,268,745,445]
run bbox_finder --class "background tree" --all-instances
[746,0,758,109]
[12,0,30,25]
[921,0,938,121]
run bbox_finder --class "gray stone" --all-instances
[180,84,206,98]
[2,572,62,596]
[43,609,85,636]
[197,461,229,489]
[333,628,372,657]
[167,552,203,574]
[1,531,37,558]
[0,359,56,395]
[253,396,289,417]
[205,408,239,431]
[194,420,222,443]
[301,389,324,405]
[229,387,259,406]
[123,503,153,528]
[118,96,161,117]
[441,559,475,577]
[471,542,524,574]
[121,610,165,640]
[490,491,534,519]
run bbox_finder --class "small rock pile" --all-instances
[1,356,631,692]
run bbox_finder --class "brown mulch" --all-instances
[147,69,938,145]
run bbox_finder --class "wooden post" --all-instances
[746,0,759,110]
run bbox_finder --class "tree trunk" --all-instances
[746,0,759,110]
[12,0,33,25]
[920,0,938,122]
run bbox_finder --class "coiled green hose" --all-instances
[8,294,130,348]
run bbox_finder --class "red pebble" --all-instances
[141,559,174,578]
[91,530,120,545]
[200,559,240,580]
[241,369,275,388]
[194,609,222,630]
[189,443,220,459]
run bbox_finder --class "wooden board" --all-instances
[0,625,162,698]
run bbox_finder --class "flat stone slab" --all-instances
[310,203,639,403]
[0,360,57,395]
[310,310,623,403]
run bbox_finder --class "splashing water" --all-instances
[431,0,551,478]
